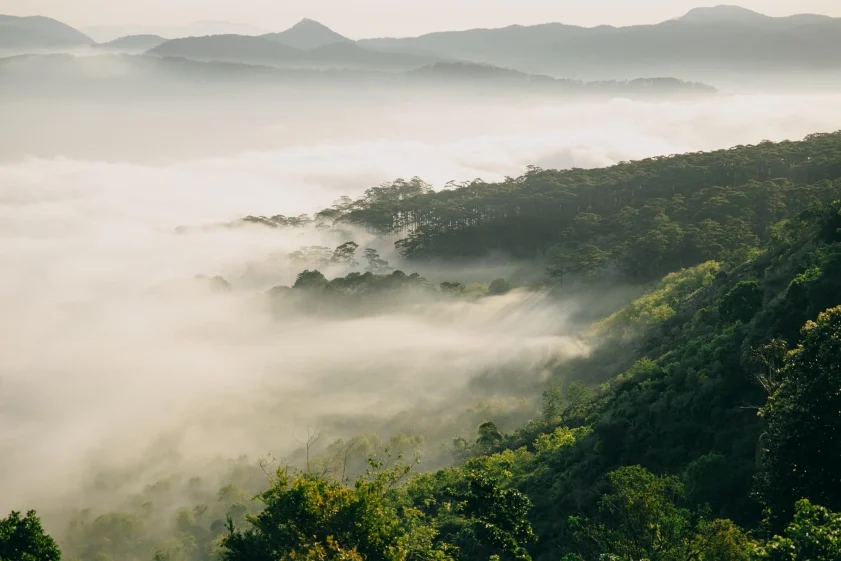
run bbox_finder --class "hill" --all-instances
[96,34,168,52]
[82,21,268,43]
[324,131,841,278]
[148,34,301,64]
[0,14,93,50]
[148,32,441,70]
[360,7,841,81]
[263,18,352,49]
[678,4,833,23]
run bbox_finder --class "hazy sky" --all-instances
[2,0,841,37]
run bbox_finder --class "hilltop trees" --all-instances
[0,510,61,561]
[753,500,841,561]
[758,306,841,525]
[315,132,841,284]
[567,466,752,561]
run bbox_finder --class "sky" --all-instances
[2,0,841,37]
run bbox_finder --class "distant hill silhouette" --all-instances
[0,15,93,49]
[96,34,167,52]
[149,27,442,71]
[263,18,351,49]
[8,6,841,83]
[82,21,268,43]
[150,34,300,63]
[360,5,841,80]
[411,62,715,95]
[677,5,833,23]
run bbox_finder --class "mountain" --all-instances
[410,61,715,95]
[678,5,771,23]
[359,22,588,66]
[149,34,301,64]
[359,7,841,82]
[82,21,269,43]
[148,33,442,71]
[678,4,833,23]
[0,15,94,50]
[263,18,351,50]
[96,34,168,52]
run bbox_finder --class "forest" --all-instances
[4,131,841,560]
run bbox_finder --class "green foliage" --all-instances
[594,261,720,338]
[540,382,563,422]
[221,462,451,561]
[331,241,360,268]
[720,280,764,324]
[533,427,587,455]
[363,248,391,274]
[758,305,841,524]
[293,269,329,289]
[320,133,841,285]
[568,466,752,561]
[752,500,841,560]
[475,422,504,455]
[0,510,61,561]
[445,471,536,561]
[440,282,465,295]
[564,382,595,421]
[488,279,513,296]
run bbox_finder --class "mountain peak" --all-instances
[679,5,768,22]
[264,18,351,50]
[293,18,327,27]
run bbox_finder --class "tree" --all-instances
[440,282,464,295]
[446,471,536,561]
[331,242,360,268]
[569,466,751,561]
[573,466,692,561]
[221,463,451,561]
[758,306,841,524]
[293,270,329,290]
[744,338,789,396]
[363,249,391,274]
[752,500,841,560]
[488,279,512,296]
[0,510,61,561]
[475,422,503,454]
[720,280,763,324]
[565,381,595,420]
[289,246,334,268]
[541,381,564,422]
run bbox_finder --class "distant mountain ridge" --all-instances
[4,6,841,81]
[82,21,269,43]
[149,32,443,71]
[96,34,167,52]
[678,5,834,23]
[0,15,93,49]
[263,18,351,49]
[358,5,841,80]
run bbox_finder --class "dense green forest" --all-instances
[5,132,841,560]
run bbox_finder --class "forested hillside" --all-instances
[5,133,841,560]
[325,131,841,283]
